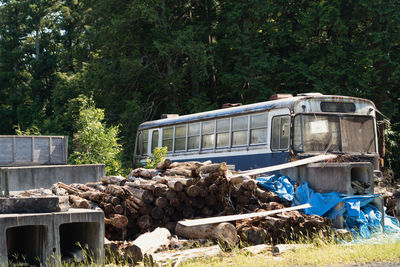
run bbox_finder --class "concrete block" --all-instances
[299,162,373,195]
[0,196,69,214]
[0,209,104,266]
[0,164,105,193]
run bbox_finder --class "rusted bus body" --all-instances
[133,93,381,172]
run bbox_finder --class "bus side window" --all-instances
[271,116,290,150]
[162,127,173,152]
[151,130,159,153]
[175,125,186,151]
[232,115,248,146]
[250,113,268,144]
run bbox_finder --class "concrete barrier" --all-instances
[0,135,68,166]
[0,164,105,194]
[0,209,104,266]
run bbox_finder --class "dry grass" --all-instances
[181,240,400,267]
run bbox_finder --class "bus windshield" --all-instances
[293,114,376,154]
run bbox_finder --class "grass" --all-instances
[181,240,400,267]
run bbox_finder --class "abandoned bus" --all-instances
[134,93,381,171]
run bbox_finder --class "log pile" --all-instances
[236,202,332,245]
[50,159,331,244]
[50,160,272,240]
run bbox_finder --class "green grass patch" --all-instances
[181,241,400,267]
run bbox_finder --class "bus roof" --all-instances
[138,94,374,130]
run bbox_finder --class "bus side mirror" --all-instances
[377,120,386,158]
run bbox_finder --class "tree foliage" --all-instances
[68,95,122,175]
[0,0,399,177]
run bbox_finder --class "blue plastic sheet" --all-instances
[257,175,295,201]
[293,182,382,238]
[257,176,400,239]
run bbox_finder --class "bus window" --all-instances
[188,123,200,150]
[271,116,290,150]
[232,115,248,146]
[250,113,268,144]
[202,121,215,149]
[341,116,375,153]
[142,130,149,155]
[162,127,173,152]
[293,114,340,152]
[175,125,186,151]
[151,130,159,152]
[217,118,229,148]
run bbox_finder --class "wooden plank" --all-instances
[238,154,337,176]
[178,203,311,227]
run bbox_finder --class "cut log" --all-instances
[124,227,171,262]
[103,203,114,215]
[155,197,169,208]
[165,188,177,200]
[85,182,106,192]
[123,186,154,204]
[130,195,144,206]
[56,182,81,195]
[110,196,120,205]
[169,177,197,187]
[238,226,268,245]
[185,185,200,198]
[105,184,125,197]
[167,179,184,192]
[129,168,159,179]
[242,179,256,191]
[126,198,140,211]
[125,181,155,191]
[256,188,279,202]
[79,191,105,202]
[69,195,90,209]
[152,176,168,184]
[101,175,126,186]
[114,204,124,214]
[175,222,238,247]
[156,158,172,169]
[152,184,168,197]
[104,214,129,229]
[198,186,208,198]
[165,168,193,177]
[199,163,227,174]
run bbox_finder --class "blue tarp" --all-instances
[257,175,400,239]
[293,182,400,239]
[257,175,295,201]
